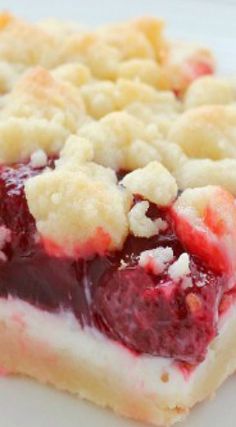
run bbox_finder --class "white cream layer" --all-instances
[0,297,236,410]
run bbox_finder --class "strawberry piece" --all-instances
[170,186,236,276]
[93,260,222,364]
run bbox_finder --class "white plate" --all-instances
[0,0,236,426]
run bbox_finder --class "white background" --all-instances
[0,1,236,426]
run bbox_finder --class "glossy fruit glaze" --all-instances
[0,162,228,365]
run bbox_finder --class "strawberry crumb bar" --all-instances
[0,11,236,427]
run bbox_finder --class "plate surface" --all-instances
[0,0,236,426]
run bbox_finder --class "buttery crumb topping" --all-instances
[25,165,132,258]
[168,253,190,281]
[128,201,167,238]
[0,12,235,257]
[122,161,178,206]
[139,246,174,274]
[30,149,48,168]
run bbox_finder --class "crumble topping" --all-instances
[80,78,181,120]
[184,76,235,109]
[52,63,92,87]
[56,136,95,169]
[119,259,128,270]
[78,111,163,171]
[122,161,178,206]
[1,67,85,129]
[168,253,190,281]
[25,160,132,257]
[0,61,22,94]
[168,105,236,160]
[181,276,194,290]
[128,201,167,238]
[117,59,166,89]
[152,139,187,173]
[0,67,86,164]
[0,13,59,68]
[125,104,180,138]
[175,158,236,196]
[139,246,192,284]
[0,12,214,91]
[0,117,68,165]
[30,149,48,168]
[2,12,236,258]
[139,246,174,274]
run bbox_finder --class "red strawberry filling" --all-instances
[0,162,233,365]
[93,257,223,364]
